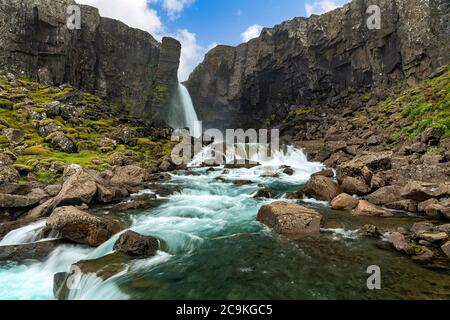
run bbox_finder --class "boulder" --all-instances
[253,188,275,199]
[158,160,175,172]
[224,160,261,169]
[401,181,450,202]
[389,232,413,254]
[113,231,161,257]
[424,204,450,219]
[331,193,359,210]
[0,166,19,184]
[45,206,124,247]
[441,242,450,259]
[358,224,382,238]
[111,165,145,186]
[385,200,418,213]
[51,132,76,153]
[0,188,47,208]
[418,198,439,213]
[0,153,13,168]
[0,240,64,262]
[232,180,253,186]
[311,168,334,178]
[113,194,157,211]
[282,166,294,176]
[352,200,391,217]
[337,151,392,184]
[416,231,448,243]
[95,184,129,204]
[340,176,371,196]
[410,222,434,235]
[366,186,401,205]
[3,128,24,146]
[257,201,322,236]
[302,175,342,201]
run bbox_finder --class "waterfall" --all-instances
[169,84,201,138]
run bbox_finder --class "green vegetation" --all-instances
[0,74,174,184]
[288,107,312,118]
[363,66,450,141]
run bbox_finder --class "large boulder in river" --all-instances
[302,175,342,202]
[257,201,322,236]
[331,193,359,210]
[0,188,47,208]
[113,231,161,257]
[45,206,124,247]
[352,200,391,217]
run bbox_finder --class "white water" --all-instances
[170,84,201,137]
[0,145,324,300]
[0,220,47,246]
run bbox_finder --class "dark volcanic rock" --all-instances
[186,0,449,130]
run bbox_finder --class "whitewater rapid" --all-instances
[0,145,324,300]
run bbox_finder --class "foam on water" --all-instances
[0,220,47,246]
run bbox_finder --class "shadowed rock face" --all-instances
[0,0,181,121]
[186,0,450,130]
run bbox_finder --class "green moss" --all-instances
[288,107,313,118]
[0,98,14,110]
[23,145,50,156]
[35,171,58,183]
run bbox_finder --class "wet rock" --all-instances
[311,168,334,178]
[330,193,359,210]
[111,165,145,187]
[3,128,24,146]
[232,180,253,186]
[358,224,382,238]
[53,169,98,209]
[302,175,342,202]
[145,172,172,182]
[51,132,76,153]
[224,160,261,169]
[0,240,64,262]
[401,181,450,202]
[260,172,280,178]
[159,160,175,172]
[366,186,401,206]
[389,232,413,255]
[257,201,322,236]
[253,188,275,199]
[412,246,435,262]
[441,242,450,258]
[113,231,161,257]
[340,176,371,196]
[113,194,157,211]
[45,206,124,247]
[352,200,391,217]
[282,166,294,176]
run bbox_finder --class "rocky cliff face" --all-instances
[0,0,181,121]
[186,0,450,130]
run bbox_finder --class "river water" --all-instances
[0,146,449,300]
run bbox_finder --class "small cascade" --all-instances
[0,220,47,246]
[169,83,201,138]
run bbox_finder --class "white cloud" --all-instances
[241,24,263,42]
[305,0,347,16]
[174,29,204,81]
[161,0,195,19]
[76,0,163,35]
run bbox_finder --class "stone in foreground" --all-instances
[257,201,322,236]
[113,231,161,257]
[45,206,124,247]
[331,193,359,210]
[352,200,391,217]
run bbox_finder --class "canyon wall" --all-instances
[186,0,450,130]
[0,0,181,121]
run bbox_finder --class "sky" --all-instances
[76,0,349,81]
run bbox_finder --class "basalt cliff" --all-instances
[0,0,181,122]
[186,0,450,130]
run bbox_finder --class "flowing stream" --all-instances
[1,146,450,300]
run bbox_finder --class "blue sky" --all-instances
[78,0,349,80]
